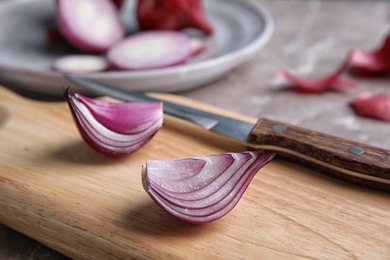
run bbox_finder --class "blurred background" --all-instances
[1,0,389,259]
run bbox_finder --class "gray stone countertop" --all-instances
[182,0,390,150]
[1,0,390,259]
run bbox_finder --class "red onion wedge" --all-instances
[56,0,124,53]
[52,55,109,73]
[107,31,194,71]
[350,32,390,73]
[142,150,275,224]
[350,92,390,122]
[65,88,163,156]
[277,59,354,93]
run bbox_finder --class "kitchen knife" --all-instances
[65,75,390,192]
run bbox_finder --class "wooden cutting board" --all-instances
[0,86,389,259]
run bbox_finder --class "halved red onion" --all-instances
[350,32,390,73]
[142,150,275,224]
[52,55,109,73]
[350,92,390,122]
[107,31,194,71]
[56,0,124,53]
[65,88,163,156]
[277,59,354,93]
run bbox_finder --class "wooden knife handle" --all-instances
[248,118,390,192]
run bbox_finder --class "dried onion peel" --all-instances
[142,150,275,224]
[65,88,163,156]
[277,59,354,93]
[350,92,390,122]
[349,32,390,73]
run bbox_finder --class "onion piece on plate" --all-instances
[350,92,390,122]
[65,88,163,156]
[110,0,124,8]
[56,0,124,53]
[136,0,213,34]
[142,150,275,224]
[52,55,109,73]
[107,31,194,71]
[189,38,206,56]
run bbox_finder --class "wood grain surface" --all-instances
[0,86,389,259]
[249,118,390,192]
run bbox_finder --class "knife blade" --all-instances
[65,75,390,192]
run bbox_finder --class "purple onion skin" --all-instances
[142,150,276,224]
[65,88,163,157]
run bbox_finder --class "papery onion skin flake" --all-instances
[277,58,354,93]
[65,88,163,156]
[350,92,390,122]
[350,32,390,73]
[142,150,275,224]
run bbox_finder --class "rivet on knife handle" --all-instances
[248,118,390,192]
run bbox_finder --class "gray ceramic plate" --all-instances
[0,0,273,95]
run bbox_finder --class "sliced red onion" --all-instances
[189,38,206,56]
[350,92,390,122]
[350,33,390,73]
[52,55,109,73]
[107,31,194,71]
[142,150,275,224]
[56,0,124,53]
[65,88,163,156]
[277,59,354,93]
